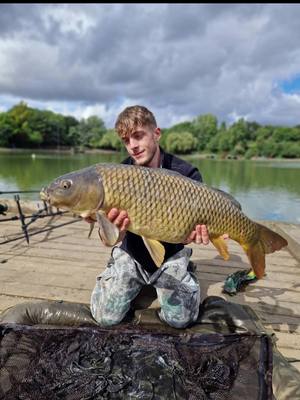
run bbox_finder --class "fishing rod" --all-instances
[0,194,71,244]
[0,217,81,245]
[0,211,67,222]
[0,190,40,194]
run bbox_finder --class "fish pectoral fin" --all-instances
[88,221,95,238]
[142,237,165,267]
[211,236,230,260]
[96,211,120,246]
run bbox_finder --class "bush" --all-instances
[98,129,122,150]
[280,142,300,158]
[165,131,197,154]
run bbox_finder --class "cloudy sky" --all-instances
[0,4,300,128]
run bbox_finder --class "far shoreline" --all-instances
[0,147,300,162]
[0,146,119,155]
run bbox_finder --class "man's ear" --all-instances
[154,127,161,141]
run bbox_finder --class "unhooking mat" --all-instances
[0,296,283,399]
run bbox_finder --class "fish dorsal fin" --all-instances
[96,211,120,246]
[142,237,165,267]
[211,236,230,261]
[211,188,242,210]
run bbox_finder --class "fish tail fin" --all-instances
[256,223,288,254]
[243,224,288,279]
[243,241,266,279]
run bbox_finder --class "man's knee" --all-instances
[91,304,125,327]
[157,284,200,329]
[159,308,196,329]
[90,247,143,326]
[90,283,134,326]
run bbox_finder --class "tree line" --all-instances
[1,102,300,158]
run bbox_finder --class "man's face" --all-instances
[122,125,161,167]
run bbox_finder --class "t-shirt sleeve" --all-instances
[187,167,203,183]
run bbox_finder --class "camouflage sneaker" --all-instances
[223,269,257,295]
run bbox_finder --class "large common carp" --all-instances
[40,163,287,278]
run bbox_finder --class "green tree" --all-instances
[27,130,43,146]
[244,142,258,159]
[165,131,197,154]
[280,142,300,158]
[68,125,82,147]
[259,139,282,157]
[192,114,218,151]
[69,116,106,148]
[227,119,248,148]
[160,121,193,149]
[0,113,15,146]
[225,119,260,157]
[5,103,73,148]
[98,129,122,150]
[218,130,231,153]
[7,101,32,147]
[206,121,227,153]
[273,126,300,142]
[40,111,67,147]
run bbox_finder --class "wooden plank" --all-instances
[196,270,300,290]
[0,247,111,262]
[277,347,300,361]
[196,267,300,287]
[192,252,299,269]
[201,281,300,318]
[290,362,300,373]
[265,324,300,334]
[0,268,97,291]
[0,240,112,256]
[273,331,300,350]
[0,254,103,271]
[252,310,300,325]
[277,348,300,373]
[0,281,91,303]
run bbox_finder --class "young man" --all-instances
[90,105,209,329]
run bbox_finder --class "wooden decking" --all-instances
[1,211,300,372]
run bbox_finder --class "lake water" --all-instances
[0,151,299,223]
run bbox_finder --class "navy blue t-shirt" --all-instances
[120,149,202,273]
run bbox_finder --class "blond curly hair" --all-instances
[115,105,157,139]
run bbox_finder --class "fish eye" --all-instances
[61,180,72,190]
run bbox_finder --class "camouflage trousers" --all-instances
[90,246,200,329]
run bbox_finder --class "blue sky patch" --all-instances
[279,75,300,93]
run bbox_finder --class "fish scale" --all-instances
[96,163,256,244]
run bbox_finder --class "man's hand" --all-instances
[83,209,130,231]
[84,209,130,245]
[106,208,130,232]
[183,224,210,245]
[104,208,130,244]
[183,225,229,245]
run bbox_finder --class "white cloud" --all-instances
[40,4,97,36]
[0,4,300,127]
